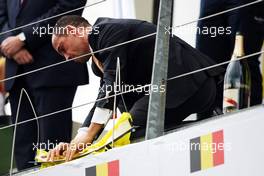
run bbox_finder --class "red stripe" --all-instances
[224,97,238,107]
[212,130,225,166]
[108,160,119,176]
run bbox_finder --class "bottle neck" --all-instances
[232,35,245,60]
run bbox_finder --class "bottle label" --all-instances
[224,83,250,89]
[223,88,239,111]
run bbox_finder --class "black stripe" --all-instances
[190,137,201,173]
[85,166,96,176]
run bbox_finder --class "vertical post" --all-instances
[145,0,173,140]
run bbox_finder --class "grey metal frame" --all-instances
[145,0,173,140]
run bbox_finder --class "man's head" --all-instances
[52,15,92,63]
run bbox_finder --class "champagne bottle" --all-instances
[223,33,251,113]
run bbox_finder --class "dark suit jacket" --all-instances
[0,0,88,90]
[240,0,264,34]
[82,18,224,127]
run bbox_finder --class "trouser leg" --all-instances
[241,11,264,106]
[130,78,216,139]
[196,0,239,117]
[33,87,77,150]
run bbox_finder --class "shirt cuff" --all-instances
[91,107,112,125]
[17,32,26,42]
[76,127,89,139]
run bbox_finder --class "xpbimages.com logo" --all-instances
[99,83,166,96]
[165,25,232,38]
[32,24,100,37]
[32,140,92,151]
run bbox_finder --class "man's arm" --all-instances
[47,120,104,162]
[0,0,33,64]
[48,25,131,162]
[92,24,129,111]
[65,122,104,161]
[80,24,130,140]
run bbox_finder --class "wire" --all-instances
[1,0,263,84]
[174,0,263,28]
[0,0,263,139]
[0,33,156,84]
[1,1,263,174]
[0,0,107,36]
[0,85,151,130]
[117,56,129,112]
[168,50,264,81]
[9,90,22,176]
[1,50,263,131]
[112,58,120,148]
[9,88,40,176]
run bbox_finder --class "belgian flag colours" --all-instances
[85,160,119,176]
[190,130,224,173]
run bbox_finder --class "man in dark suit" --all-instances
[47,15,224,161]
[0,0,88,170]
[196,0,264,118]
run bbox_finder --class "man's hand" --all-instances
[46,123,103,162]
[46,136,90,162]
[65,123,103,161]
[1,36,25,57]
[13,49,33,65]
[46,142,70,162]
[65,136,91,162]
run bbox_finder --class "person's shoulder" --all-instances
[93,17,112,25]
[94,17,148,27]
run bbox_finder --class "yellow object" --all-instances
[81,112,132,154]
[35,113,133,168]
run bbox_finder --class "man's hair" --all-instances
[54,15,90,35]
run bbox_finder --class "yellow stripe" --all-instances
[200,134,213,170]
[96,163,108,176]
